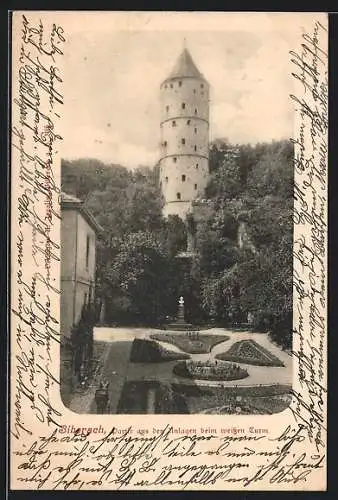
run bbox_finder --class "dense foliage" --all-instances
[62,138,293,348]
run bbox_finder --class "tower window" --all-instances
[182,102,186,109]
[181,138,186,145]
[194,127,197,134]
[163,140,167,147]
[195,163,199,169]
[194,108,197,115]
[182,174,186,182]
[187,119,191,125]
[201,83,204,89]
[173,157,177,163]
[194,145,197,151]
[179,81,182,87]
[165,176,168,182]
[177,192,181,200]
[172,120,176,127]
[166,105,169,112]
[194,183,198,190]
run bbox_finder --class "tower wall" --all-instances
[159,75,209,219]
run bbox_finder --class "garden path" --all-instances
[93,327,292,388]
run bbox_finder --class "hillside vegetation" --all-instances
[61,138,293,348]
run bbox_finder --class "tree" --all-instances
[106,231,176,324]
[246,140,294,199]
[61,138,294,348]
[165,215,187,256]
[206,157,242,202]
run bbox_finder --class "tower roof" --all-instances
[164,48,207,83]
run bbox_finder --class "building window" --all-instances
[170,83,173,88]
[177,192,181,200]
[181,138,186,145]
[166,105,169,112]
[172,120,176,127]
[163,140,167,147]
[194,108,197,115]
[85,235,90,269]
[84,292,88,305]
[194,145,197,151]
[187,119,191,125]
[193,89,196,94]
[182,102,186,109]
[173,157,177,163]
[194,183,198,190]
[182,174,186,182]
[179,81,182,87]
[201,83,204,89]
[195,163,199,169]
[165,176,168,182]
[194,127,197,134]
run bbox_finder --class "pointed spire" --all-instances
[164,47,207,83]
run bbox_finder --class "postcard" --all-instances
[10,11,327,490]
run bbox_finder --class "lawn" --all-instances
[215,339,285,367]
[129,338,190,363]
[150,332,229,354]
[117,381,189,414]
[172,383,292,414]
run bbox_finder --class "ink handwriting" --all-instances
[290,19,327,453]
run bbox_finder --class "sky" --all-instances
[59,12,315,169]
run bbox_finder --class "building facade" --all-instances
[159,48,210,219]
[60,192,101,342]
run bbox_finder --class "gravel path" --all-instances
[68,327,292,414]
[93,327,292,388]
[90,340,133,414]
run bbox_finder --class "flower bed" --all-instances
[173,359,249,381]
[150,333,229,354]
[130,338,190,363]
[215,339,284,367]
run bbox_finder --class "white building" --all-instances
[159,47,210,219]
[60,192,102,341]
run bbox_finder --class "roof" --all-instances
[163,48,207,83]
[61,191,104,235]
[61,192,82,204]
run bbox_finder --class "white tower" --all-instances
[159,47,210,219]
